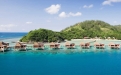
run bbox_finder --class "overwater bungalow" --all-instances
[65,42,75,49]
[50,42,60,49]
[94,42,105,49]
[109,43,120,49]
[15,42,27,51]
[33,42,44,50]
[0,41,9,52]
[80,42,90,49]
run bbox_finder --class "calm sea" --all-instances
[0,32,121,75]
[0,32,27,40]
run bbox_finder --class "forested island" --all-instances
[20,20,121,42]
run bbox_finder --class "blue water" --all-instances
[1,33,121,75]
[0,32,27,40]
[0,50,121,75]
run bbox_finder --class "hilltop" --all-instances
[20,20,121,42]
[61,20,121,40]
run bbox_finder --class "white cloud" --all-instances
[103,0,112,5]
[59,12,82,18]
[83,4,93,8]
[89,4,93,8]
[26,22,32,24]
[102,0,121,5]
[59,12,68,18]
[69,12,82,16]
[45,4,61,14]
[0,24,17,31]
[83,5,88,8]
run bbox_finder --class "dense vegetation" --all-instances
[61,20,121,40]
[20,20,121,42]
[20,29,64,42]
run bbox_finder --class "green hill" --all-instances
[61,20,121,40]
[20,28,64,42]
[20,20,121,42]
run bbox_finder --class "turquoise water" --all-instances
[0,50,121,75]
[1,33,121,75]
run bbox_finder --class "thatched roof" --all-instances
[65,42,70,45]
[85,43,90,45]
[15,42,26,46]
[94,42,100,45]
[50,42,55,45]
[80,42,86,45]
[109,42,115,45]
[15,42,21,46]
[34,42,44,46]
[0,41,8,46]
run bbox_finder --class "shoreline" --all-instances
[1,37,121,52]
[1,38,121,43]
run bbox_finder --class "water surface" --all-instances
[0,50,121,75]
[1,32,121,75]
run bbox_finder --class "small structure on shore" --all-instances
[84,37,90,39]
[80,42,90,49]
[15,42,27,51]
[109,42,120,49]
[0,41,9,52]
[33,42,44,50]
[108,37,111,40]
[65,42,75,49]
[50,42,60,49]
[94,42,105,49]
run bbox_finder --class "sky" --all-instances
[0,0,121,32]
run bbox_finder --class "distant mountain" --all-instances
[113,25,121,32]
[61,20,121,40]
[20,20,121,42]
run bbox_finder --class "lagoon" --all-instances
[1,33,121,75]
[0,50,121,75]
